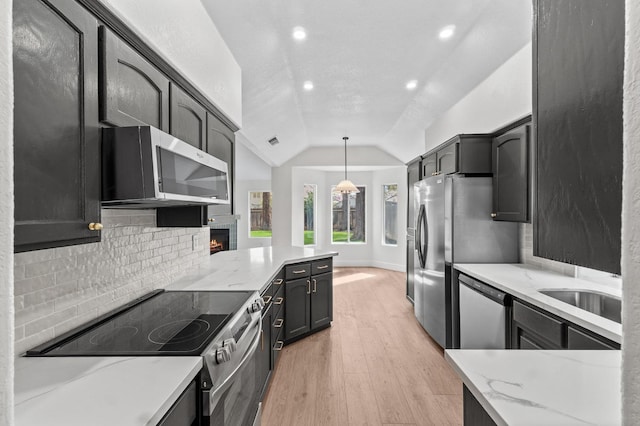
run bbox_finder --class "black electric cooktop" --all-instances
[27,290,252,357]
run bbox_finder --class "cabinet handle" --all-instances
[491,213,497,218]
[274,279,283,285]
[273,341,284,351]
[207,218,215,222]
[261,330,264,351]
[262,295,272,305]
[431,172,436,176]
[274,297,284,305]
[292,269,307,274]
[307,280,311,294]
[312,279,317,293]
[273,318,284,328]
[88,222,103,231]
[316,265,329,270]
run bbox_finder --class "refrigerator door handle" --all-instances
[422,204,429,268]
[416,204,427,269]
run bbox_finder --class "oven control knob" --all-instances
[222,338,237,353]
[215,347,231,364]
[247,301,263,314]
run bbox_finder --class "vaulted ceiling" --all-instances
[202,0,532,166]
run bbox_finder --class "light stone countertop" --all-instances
[455,263,621,343]
[166,246,338,292]
[14,356,202,426]
[445,349,621,425]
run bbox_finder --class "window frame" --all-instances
[330,184,367,245]
[248,190,273,239]
[303,184,317,246]
[382,183,399,247]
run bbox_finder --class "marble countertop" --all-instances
[455,263,621,343]
[445,349,621,425]
[166,246,338,292]
[14,356,202,426]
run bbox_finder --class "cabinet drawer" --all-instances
[286,263,311,279]
[567,326,618,350]
[513,301,564,347]
[312,258,333,275]
[272,329,284,367]
[261,283,273,305]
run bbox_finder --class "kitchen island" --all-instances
[445,349,621,425]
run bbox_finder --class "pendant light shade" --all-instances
[337,136,360,194]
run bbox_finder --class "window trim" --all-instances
[248,190,272,239]
[382,183,399,247]
[330,184,367,245]
[303,184,317,247]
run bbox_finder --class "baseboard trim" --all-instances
[333,259,404,272]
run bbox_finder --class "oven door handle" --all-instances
[205,322,262,415]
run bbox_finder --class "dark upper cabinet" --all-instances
[13,0,101,252]
[492,123,531,222]
[99,26,170,131]
[422,154,436,178]
[422,135,492,177]
[170,83,207,150]
[206,112,235,216]
[534,0,624,274]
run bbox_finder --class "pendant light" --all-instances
[336,136,360,194]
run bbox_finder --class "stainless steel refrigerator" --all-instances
[413,175,518,348]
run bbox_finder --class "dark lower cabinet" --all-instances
[13,0,101,252]
[99,25,170,131]
[512,299,620,350]
[534,0,624,274]
[170,83,207,150]
[258,302,272,399]
[157,379,197,426]
[463,385,497,426]
[284,259,333,343]
[492,122,530,222]
[284,277,312,340]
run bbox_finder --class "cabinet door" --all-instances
[534,0,623,274]
[258,304,272,398]
[99,26,170,131]
[436,143,458,175]
[170,83,207,150]
[310,272,333,330]
[284,277,311,341]
[422,154,437,178]
[206,112,235,216]
[13,0,101,252]
[492,125,530,222]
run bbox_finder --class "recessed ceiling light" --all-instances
[292,26,307,41]
[439,25,456,40]
[406,80,418,90]
[303,81,314,91]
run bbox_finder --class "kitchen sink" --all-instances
[538,289,621,324]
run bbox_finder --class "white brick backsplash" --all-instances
[13,210,210,355]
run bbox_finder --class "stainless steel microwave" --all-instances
[101,126,230,208]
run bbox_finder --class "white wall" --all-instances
[424,42,532,151]
[623,0,640,422]
[0,0,13,422]
[273,146,406,270]
[100,0,242,127]
[235,138,273,249]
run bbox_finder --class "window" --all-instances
[249,191,272,238]
[331,186,366,243]
[303,184,316,245]
[383,184,398,245]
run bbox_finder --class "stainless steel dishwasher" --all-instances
[459,273,510,349]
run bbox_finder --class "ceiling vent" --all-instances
[268,137,279,146]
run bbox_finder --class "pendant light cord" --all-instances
[343,136,348,180]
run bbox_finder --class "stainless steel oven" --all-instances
[26,289,265,426]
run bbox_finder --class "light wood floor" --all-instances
[261,267,463,426]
